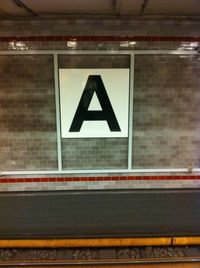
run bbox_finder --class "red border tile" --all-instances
[0,179,8,183]
[0,35,200,42]
[0,175,199,184]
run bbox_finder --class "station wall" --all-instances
[0,18,200,190]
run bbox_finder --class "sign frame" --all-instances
[59,68,130,138]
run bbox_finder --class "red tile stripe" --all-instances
[0,175,199,183]
[0,35,200,42]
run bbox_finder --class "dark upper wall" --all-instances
[0,18,200,37]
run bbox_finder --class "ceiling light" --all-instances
[120,41,136,47]
[67,41,77,49]
[8,41,28,51]
[178,42,198,51]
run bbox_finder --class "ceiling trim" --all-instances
[12,0,37,16]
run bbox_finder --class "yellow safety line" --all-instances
[0,237,199,248]
[173,237,200,245]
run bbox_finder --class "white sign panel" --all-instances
[59,69,129,138]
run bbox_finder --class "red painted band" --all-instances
[0,35,200,42]
[0,175,199,183]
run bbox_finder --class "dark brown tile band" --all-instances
[0,35,200,42]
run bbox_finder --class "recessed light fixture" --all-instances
[8,41,28,51]
[120,41,136,47]
[178,42,198,51]
[67,41,77,49]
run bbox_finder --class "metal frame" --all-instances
[0,50,197,55]
[128,53,134,170]
[53,54,62,171]
[0,49,198,176]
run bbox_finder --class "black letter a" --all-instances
[69,75,121,132]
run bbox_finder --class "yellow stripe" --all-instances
[0,237,199,248]
[173,237,200,245]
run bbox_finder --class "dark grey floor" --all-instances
[0,189,200,239]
